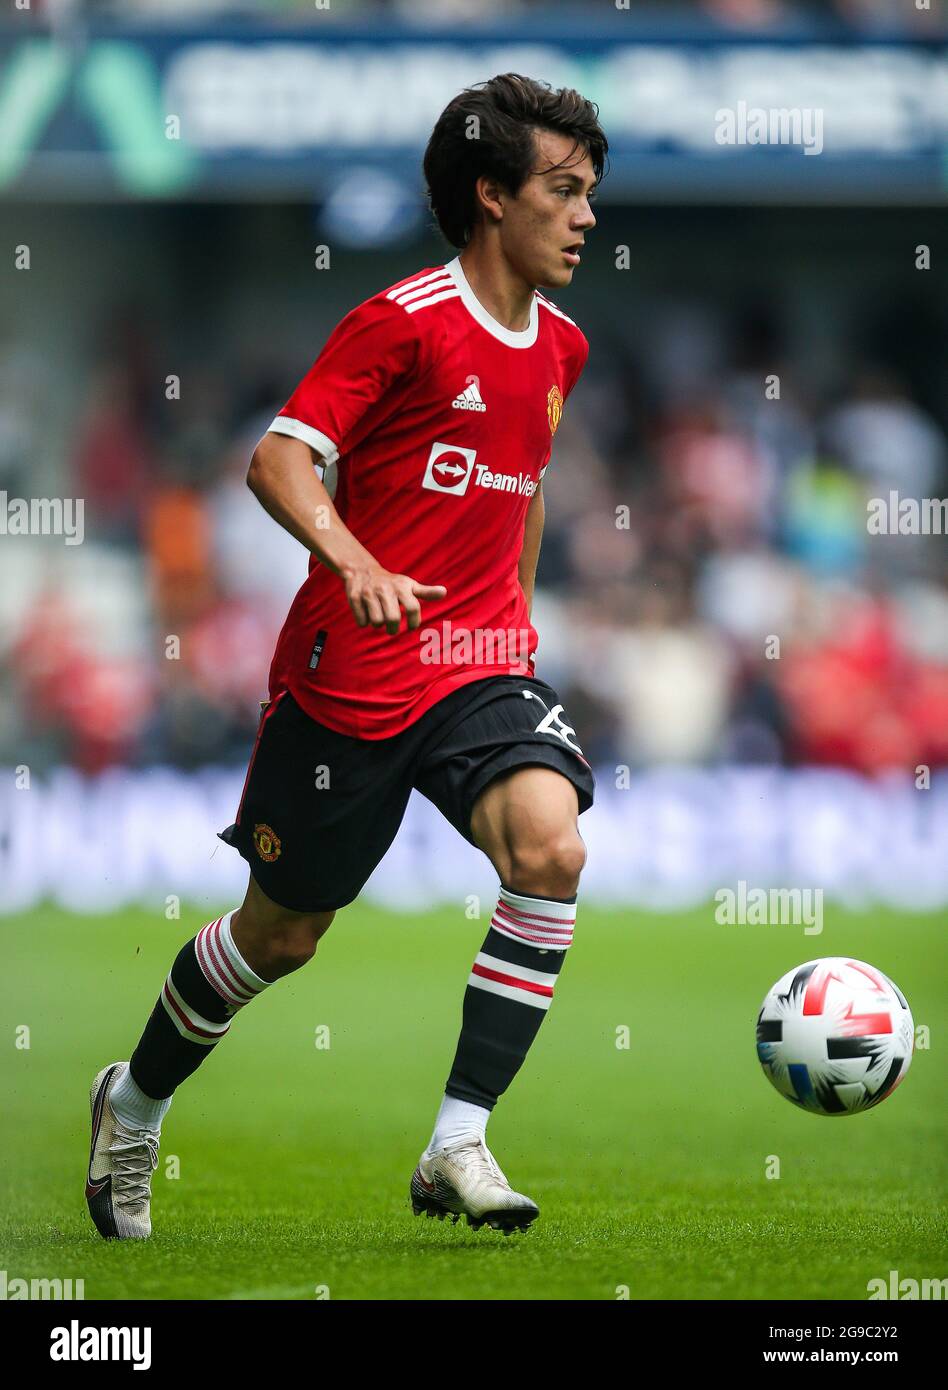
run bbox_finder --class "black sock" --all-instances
[445,885,576,1110]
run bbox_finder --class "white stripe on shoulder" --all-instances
[537,294,578,327]
[389,274,454,308]
[387,268,454,303]
[404,287,460,315]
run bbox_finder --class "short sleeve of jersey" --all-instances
[268,296,422,466]
[539,330,589,482]
[565,331,589,399]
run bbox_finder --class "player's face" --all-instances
[503,129,598,290]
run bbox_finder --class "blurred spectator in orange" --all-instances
[144,484,215,626]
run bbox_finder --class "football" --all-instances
[756,958,915,1116]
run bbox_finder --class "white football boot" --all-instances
[410,1136,539,1234]
[86,1062,159,1240]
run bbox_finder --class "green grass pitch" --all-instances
[1,902,945,1301]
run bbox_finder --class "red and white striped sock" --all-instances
[440,885,577,1116]
[191,911,269,1019]
[126,911,270,1105]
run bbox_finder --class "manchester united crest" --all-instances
[547,385,564,435]
[253,823,282,862]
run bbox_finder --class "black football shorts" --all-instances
[219,674,595,913]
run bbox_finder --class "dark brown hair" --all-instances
[423,73,608,248]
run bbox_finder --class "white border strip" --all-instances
[268,416,339,466]
[444,257,538,349]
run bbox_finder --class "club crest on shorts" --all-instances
[253,823,282,862]
[547,385,563,435]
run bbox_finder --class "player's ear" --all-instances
[474,174,505,227]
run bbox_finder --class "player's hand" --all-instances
[343,564,447,635]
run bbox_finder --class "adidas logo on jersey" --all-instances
[452,377,487,413]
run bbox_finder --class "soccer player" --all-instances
[86,73,606,1238]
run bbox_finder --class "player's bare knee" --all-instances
[233,903,334,980]
[506,829,586,899]
[543,831,586,896]
[259,914,332,978]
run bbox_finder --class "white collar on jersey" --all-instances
[444,256,539,349]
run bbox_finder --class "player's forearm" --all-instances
[518,484,545,616]
[247,434,374,578]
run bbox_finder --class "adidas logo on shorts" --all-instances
[452,378,486,413]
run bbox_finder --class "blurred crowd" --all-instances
[540,342,948,774]
[23,0,947,35]
[1,271,945,777]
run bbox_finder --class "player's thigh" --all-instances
[470,765,587,895]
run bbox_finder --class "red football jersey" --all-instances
[266,256,588,738]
